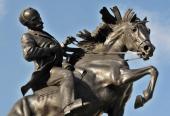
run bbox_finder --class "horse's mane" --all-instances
[77,6,139,52]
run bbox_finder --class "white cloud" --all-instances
[150,22,170,51]
[149,22,170,66]
[0,0,5,16]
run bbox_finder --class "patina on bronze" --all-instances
[9,6,158,116]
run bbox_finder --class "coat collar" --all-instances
[28,29,54,40]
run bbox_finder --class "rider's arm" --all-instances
[21,33,57,61]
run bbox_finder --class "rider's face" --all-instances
[33,17,44,30]
[29,16,44,30]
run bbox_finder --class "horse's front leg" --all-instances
[118,66,158,109]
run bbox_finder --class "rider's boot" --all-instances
[63,98,90,116]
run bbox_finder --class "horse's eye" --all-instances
[132,27,137,32]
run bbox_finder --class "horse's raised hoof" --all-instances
[134,95,145,109]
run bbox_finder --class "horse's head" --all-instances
[123,18,155,60]
[101,6,155,60]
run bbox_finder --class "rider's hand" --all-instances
[64,36,77,45]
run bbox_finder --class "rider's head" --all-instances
[19,7,44,30]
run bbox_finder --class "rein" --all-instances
[86,51,142,61]
[63,37,143,62]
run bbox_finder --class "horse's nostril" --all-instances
[144,45,149,51]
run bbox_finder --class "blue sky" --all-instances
[0,0,170,116]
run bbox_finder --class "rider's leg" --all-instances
[47,67,83,114]
[60,69,75,108]
[47,67,75,106]
[60,69,87,115]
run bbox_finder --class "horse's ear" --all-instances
[143,17,149,23]
[110,6,122,23]
[143,17,147,21]
[100,7,116,24]
[130,14,137,22]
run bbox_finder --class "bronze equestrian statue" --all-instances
[9,6,158,116]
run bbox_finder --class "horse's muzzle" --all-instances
[139,41,155,60]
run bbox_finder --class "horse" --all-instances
[9,6,158,116]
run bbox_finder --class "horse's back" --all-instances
[9,86,64,116]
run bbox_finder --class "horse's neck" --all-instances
[75,32,127,67]
[106,45,126,59]
[93,39,127,60]
[107,34,127,57]
[75,45,126,67]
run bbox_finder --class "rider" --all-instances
[19,7,83,115]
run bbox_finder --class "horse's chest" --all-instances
[115,84,133,106]
[98,84,132,111]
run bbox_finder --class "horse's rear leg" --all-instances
[117,66,158,108]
